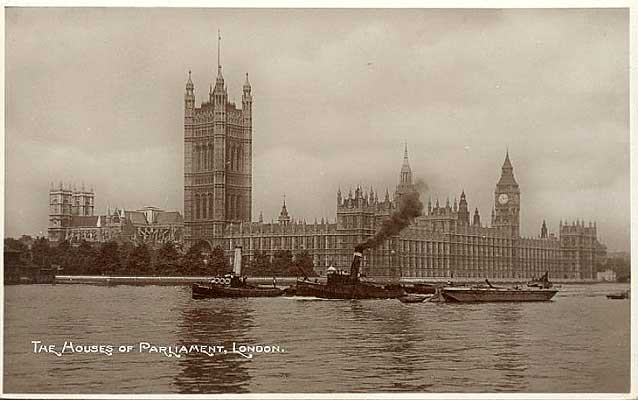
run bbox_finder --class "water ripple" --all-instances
[3,283,631,393]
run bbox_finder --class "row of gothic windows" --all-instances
[193,193,244,221]
[192,143,245,172]
[194,144,214,172]
[194,194,214,220]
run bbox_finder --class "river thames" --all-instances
[4,283,630,394]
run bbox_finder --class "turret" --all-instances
[243,73,252,98]
[278,195,291,225]
[473,208,481,227]
[457,190,470,225]
[541,220,548,238]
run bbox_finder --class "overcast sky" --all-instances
[4,8,630,251]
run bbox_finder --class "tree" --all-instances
[294,250,318,278]
[607,256,630,282]
[271,250,293,277]
[31,237,51,267]
[245,250,271,276]
[51,240,71,270]
[74,240,97,275]
[208,246,230,276]
[181,241,208,275]
[155,241,181,275]
[4,237,27,253]
[97,241,120,275]
[126,243,152,275]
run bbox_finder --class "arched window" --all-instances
[230,145,236,171]
[209,195,214,220]
[194,145,199,172]
[195,194,200,219]
[210,145,213,171]
[237,195,242,220]
[232,195,237,220]
[236,147,242,173]
[202,145,208,171]
[202,194,208,219]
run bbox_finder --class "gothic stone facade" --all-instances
[223,150,606,282]
[48,183,183,247]
[183,61,252,249]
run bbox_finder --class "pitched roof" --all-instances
[497,151,518,186]
[155,211,182,224]
[126,211,148,225]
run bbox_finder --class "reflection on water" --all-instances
[3,283,631,394]
[489,305,527,391]
[174,300,255,393]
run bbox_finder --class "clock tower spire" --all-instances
[493,150,520,238]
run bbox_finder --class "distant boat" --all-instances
[441,279,558,303]
[191,246,284,299]
[606,290,629,300]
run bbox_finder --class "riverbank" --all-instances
[54,275,304,286]
[52,275,601,286]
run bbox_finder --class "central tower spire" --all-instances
[400,142,412,185]
[213,29,225,95]
[396,143,415,201]
[217,29,221,73]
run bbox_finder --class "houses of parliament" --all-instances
[181,45,607,282]
[47,39,606,281]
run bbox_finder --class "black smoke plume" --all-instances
[355,179,427,252]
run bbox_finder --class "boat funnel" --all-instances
[233,246,242,276]
[349,251,363,280]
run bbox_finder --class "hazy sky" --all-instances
[4,8,629,251]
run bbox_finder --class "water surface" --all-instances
[4,283,630,393]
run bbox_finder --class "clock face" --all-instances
[498,193,509,205]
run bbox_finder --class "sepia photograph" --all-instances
[3,5,634,397]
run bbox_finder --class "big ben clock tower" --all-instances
[494,151,520,238]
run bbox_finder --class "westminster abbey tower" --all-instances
[184,33,253,247]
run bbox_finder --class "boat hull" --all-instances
[404,283,438,295]
[606,292,629,300]
[441,287,558,303]
[192,283,284,299]
[296,280,404,299]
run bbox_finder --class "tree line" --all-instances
[601,256,630,282]
[4,237,318,278]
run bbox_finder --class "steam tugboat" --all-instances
[192,247,284,299]
[295,249,405,299]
